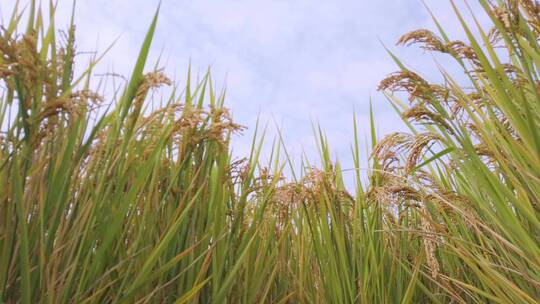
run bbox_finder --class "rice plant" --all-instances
[0,0,539,303]
[376,0,540,302]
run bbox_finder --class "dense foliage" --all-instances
[1,0,539,303]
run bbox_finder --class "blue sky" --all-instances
[1,0,489,183]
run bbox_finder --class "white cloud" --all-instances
[1,0,493,186]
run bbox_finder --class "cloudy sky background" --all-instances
[1,0,490,185]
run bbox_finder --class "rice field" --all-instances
[1,0,540,303]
